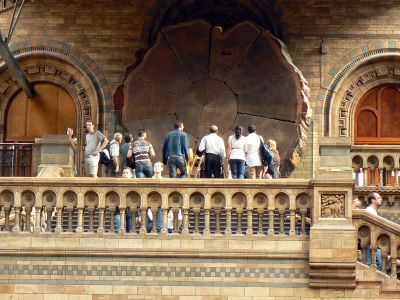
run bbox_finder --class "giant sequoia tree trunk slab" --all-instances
[119,20,311,176]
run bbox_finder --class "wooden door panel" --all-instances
[6,91,27,141]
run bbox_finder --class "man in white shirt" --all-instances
[106,132,123,177]
[246,125,263,179]
[198,125,226,178]
[365,192,382,216]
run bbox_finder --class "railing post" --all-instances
[97,208,105,236]
[45,206,53,232]
[224,208,232,235]
[214,208,221,234]
[34,206,41,233]
[257,208,264,235]
[12,207,20,233]
[268,207,275,235]
[371,246,377,269]
[193,208,200,234]
[246,208,253,236]
[391,257,397,277]
[161,207,168,235]
[378,168,384,187]
[394,169,399,187]
[24,206,33,232]
[109,207,116,233]
[140,207,146,235]
[172,208,180,233]
[88,207,95,232]
[289,208,296,236]
[204,208,210,236]
[129,207,137,234]
[119,208,126,235]
[236,208,242,234]
[67,207,73,232]
[363,168,368,186]
[76,207,84,233]
[300,208,307,235]
[278,209,285,235]
[182,208,189,235]
[55,207,63,233]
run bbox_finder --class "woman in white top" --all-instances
[227,126,247,179]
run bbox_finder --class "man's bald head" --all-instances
[210,125,218,133]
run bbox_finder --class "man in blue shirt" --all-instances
[162,120,190,178]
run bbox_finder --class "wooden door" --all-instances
[5,83,77,142]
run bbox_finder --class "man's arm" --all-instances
[219,137,226,161]
[182,133,190,162]
[162,135,168,165]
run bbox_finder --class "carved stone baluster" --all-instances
[140,208,147,235]
[378,168,384,187]
[55,207,63,233]
[224,208,232,235]
[161,208,168,235]
[204,208,210,235]
[391,257,397,277]
[88,207,95,232]
[172,208,179,233]
[34,206,41,233]
[268,208,275,235]
[257,208,264,235]
[289,209,296,236]
[215,208,221,234]
[46,207,53,232]
[371,247,377,268]
[369,169,375,186]
[97,208,105,236]
[236,208,243,234]
[25,207,32,232]
[109,207,116,233]
[300,208,307,235]
[151,208,158,233]
[119,208,126,235]
[3,207,11,231]
[363,168,368,186]
[67,207,73,232]
[193,208,200,234]
[12,207,20,233]
[182,208,189,235]
[246,208,253,235]
[394,169,399,187]
[76,208,84,233]
[130,208,137,234]
[278,209,285,235]
[19,207,25,231]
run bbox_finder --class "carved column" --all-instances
[97,208,105,236]
[289,209,296,236]
[12,207,21,233]
[278,209,285,235]
[394,169,399,187]
[161,208,168,235]
[378,168,384,187]
[76,208,84,233]
[172,208,179,233]
[24,207,32,232]
[204,208,210,236]
[193,208,200,234]
[257,208,264,235]
[391,257,397,277]
[109,208,116,233]
[34,206,41,233]
[119,208,126,235]
[140,208,147,235]
[300,208,307,235]
[88,207,95,232]
[182,208,189,235]
[363,168,368,186]
[236,208,242,234]
[268,208,274,235]
[55,207,63,233]
[214,208,221,234]
[371,246,377,269]
[224,208,232,235]
[246,208,253,235]
[46,206,53,232]
[66,207,74,232]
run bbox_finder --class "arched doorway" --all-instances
[1,83,77,176]
[5,83,77,142]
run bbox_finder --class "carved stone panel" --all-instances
[127,191,141,208]
[321,194,345,218]
[211,192,226,208]
[84,191,99,207]
[21,191,35,208]
[189,192,205,208]
[0,190,14,207]
[147,192,162,209]
[63,191,77,207]
[42,191,56,208]
[168,192,183,208]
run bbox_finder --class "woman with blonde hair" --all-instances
[265,139,280,179]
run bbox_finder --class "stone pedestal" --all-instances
[309,178,356,288]
[34,135,76,177]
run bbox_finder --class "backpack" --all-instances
[99,141,116,165]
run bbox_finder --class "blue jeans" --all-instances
[115,208,120,231]
[126,208,132,233]
[230,159,245,179]
[136,163,153,178]
[167,156,187,178]
[146,208,163,232]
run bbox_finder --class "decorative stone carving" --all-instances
[253,193,268,208]
[0,190,13,207]
[168,192,183,207]
[106,192,119,207]
[0,0,14,13]
[84,192,98,207]
[63,192,77,207]
[190,192,204,207]
[211,192,225,208]
[21,191,35,207]
[321,194,345,218]
[232,193,246,208]
[127,191,141,207]
[147,192,161,207]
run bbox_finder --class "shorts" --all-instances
[85,155,100,176]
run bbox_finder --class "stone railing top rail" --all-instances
[352,209,400,236]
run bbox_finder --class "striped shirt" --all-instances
[130,140,153,165]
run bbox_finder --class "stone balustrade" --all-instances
[351,146,400,187]
[353,209,400,278]
[0,178,313,237]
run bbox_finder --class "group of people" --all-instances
[81,120,280,179]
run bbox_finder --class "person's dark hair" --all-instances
[174,120,183,129]
[367,192,376,205]
[137,128,146,138]
[124,132,133,143]
[248,125,256,133]
[234,126,243,139]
